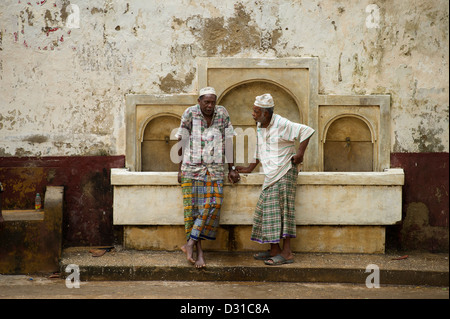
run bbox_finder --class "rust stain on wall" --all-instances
[0,167,46,209]
[0,156,125,246]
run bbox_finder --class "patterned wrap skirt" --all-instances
[251,166,298,244]
[181,174,223,241]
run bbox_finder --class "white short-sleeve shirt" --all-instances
[255,114,315,189]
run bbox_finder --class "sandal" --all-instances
[253,251,272,260]
[89,246,114,257]
[264,254,294,266]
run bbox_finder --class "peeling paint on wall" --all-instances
[0,0,448,252]
[0,0,448,156]
[187,3,261,55]
[172,2,283,56]
[412,125,445,153]
[159,71,195,94]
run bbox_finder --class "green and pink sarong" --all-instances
[251,166,298,244]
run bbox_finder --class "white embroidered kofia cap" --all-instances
[254,93,274,108]
[199,87,216,97]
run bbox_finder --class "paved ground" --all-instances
[0,275,448,299]
[1,246,448,315]
[1,247,448,301]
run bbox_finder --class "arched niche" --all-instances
[218,80,301,167]
[141,115,180,172]
[323,115,375,172]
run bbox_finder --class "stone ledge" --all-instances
[111,168,405,186]
[0,186,63,274]
[112,169,404,226]
[2,209,44,221]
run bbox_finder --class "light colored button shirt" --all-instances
[255,114,315,189]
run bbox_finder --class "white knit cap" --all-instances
[254,93,274,108]
[199,87,216,97]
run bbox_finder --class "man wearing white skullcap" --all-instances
[254,93,275,108]
[198,86,217,96]
[175,87,240,268]
[237,93,315,266]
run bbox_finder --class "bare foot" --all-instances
[195,255,206,269]
[195,240,206,269]
[181,239,196,264]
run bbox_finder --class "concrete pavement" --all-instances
[1,247,448,301]
[0,275,448,299]
[59,247,449,286]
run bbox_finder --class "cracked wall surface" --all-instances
[0,0,448,156]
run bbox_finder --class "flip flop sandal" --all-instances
[264,254,294,266]
[253,251,272,260]
[89,247,114,257]
[90,249,107,257]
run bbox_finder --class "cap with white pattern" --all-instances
[199,87,216,97]
[254,93,274,108]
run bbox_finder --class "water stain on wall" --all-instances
[401,202,449,252]
[161,3,284,93]
[174,3,281,57]
[412,125,445,152]
[23,135,49,144]
[159,71,195,94]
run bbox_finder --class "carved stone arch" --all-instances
[322,113,376,143]
[322,114,376,172]
[217,78,302,123]
[218,80,301,167]
[140,113,181,172]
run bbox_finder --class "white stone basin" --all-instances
[111,168,404,226]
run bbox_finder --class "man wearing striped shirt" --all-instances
[236,93,315,266]
[175,87,240,269]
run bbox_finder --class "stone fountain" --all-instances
[111,57,404,253]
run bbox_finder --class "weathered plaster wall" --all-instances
[0,1,448,250]
[0,0,448,156]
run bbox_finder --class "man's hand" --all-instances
[228,169,240,184]
[291,138,311,166]
[236,160,259,174]
[291,154,304,165]
[236,166,252,174]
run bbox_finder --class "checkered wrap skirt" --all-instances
[181,174,223,241]
[251,167,298,244]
